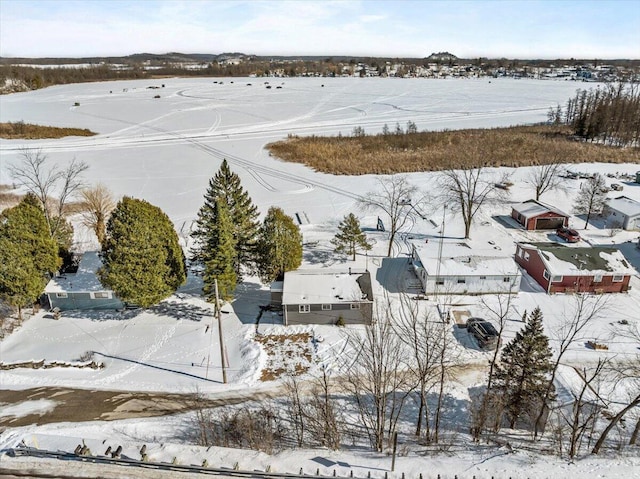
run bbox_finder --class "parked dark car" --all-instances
[556,227,580,243]
[467,318,500,350]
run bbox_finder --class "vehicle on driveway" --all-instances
[556,227,580,243]
[466,317,500,350]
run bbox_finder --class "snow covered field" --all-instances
[1,77,639,477]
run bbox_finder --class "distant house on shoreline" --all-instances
[44,252,123,311]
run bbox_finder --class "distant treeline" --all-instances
[560,83,640,147]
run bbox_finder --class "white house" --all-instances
[409,239,521,295]
[604,196,640,230]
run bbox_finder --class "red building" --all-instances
[511,200,570,230]
[515,243,634,294]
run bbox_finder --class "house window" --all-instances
[299,304,310,313]
[524,252,530,261]
[435,277,445,285]
[350,303,361,310]
[593,274,603,283]
[551,275,563,283]
[479,276,487,280]
[92,292,110,299]
[56,293,68,298]
[503,277,511,282]
[543,270,550,280]
[457,278,466,284]
[321,304,332,311]
[612,275,624,282]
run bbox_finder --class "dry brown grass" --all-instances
[0,184,21,211]
[267,125,640,175]
[0,122,96,139]
[254,332,314,381]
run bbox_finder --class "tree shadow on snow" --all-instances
[375,257,413,294]
[148,301,213,322]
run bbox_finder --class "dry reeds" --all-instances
[0,121,96,139]
[267,125,640,175]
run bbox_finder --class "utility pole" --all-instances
[215,279,227,384]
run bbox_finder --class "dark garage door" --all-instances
[535,217,564,229]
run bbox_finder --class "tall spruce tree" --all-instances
[0,195,60,319]
[99,197,186,308]
[202,199,237,302]
[192,159,259,278]
[256,207,302,283]
[492,307,554,429]
[331,213,372,261]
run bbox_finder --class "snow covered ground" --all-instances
[1,77,639,477]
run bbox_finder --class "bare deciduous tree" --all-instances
[560,360,609,459]
[439,167,508,239]
[525,163,566,201]
[472,287,518,441]
[573,174,607,230]
[392,294,441,438]
[591,362,640,455]
[534,293,609,438]
[9,149,88,239]
[343,302,412,451]
[359,175,426,257]
[80,183,116,245]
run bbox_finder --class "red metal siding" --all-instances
[511,204,569,231]
[548,274,630,294]
[515,245,550,291]
[526,212,569,231]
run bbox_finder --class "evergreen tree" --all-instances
[192,159,259,278]
[0,196,60,318]
[256,207,302,283]
[99,197,186,308]
[331,213,372,261]
[202,199,237,302]
[492,307,554,429]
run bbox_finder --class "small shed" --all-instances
[511,199,570,230]
[604,196,640,230]
[44,252,123,311]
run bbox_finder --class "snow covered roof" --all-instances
[282,270,372,305]
[44,251,108,293]
[411,238,520,277]
[605,196,640,217]
[512,199,569,220]
[520,243,637,276]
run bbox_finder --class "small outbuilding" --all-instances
[44,251,123,311]
[515,243,635,294]
[511,199,570,230]
[604,196,640,230]
[280,269,373,326]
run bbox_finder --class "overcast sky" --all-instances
[1,0,638,59]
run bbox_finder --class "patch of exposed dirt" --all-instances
[254,332,315,381]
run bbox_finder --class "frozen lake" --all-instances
[1,77,584,230]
